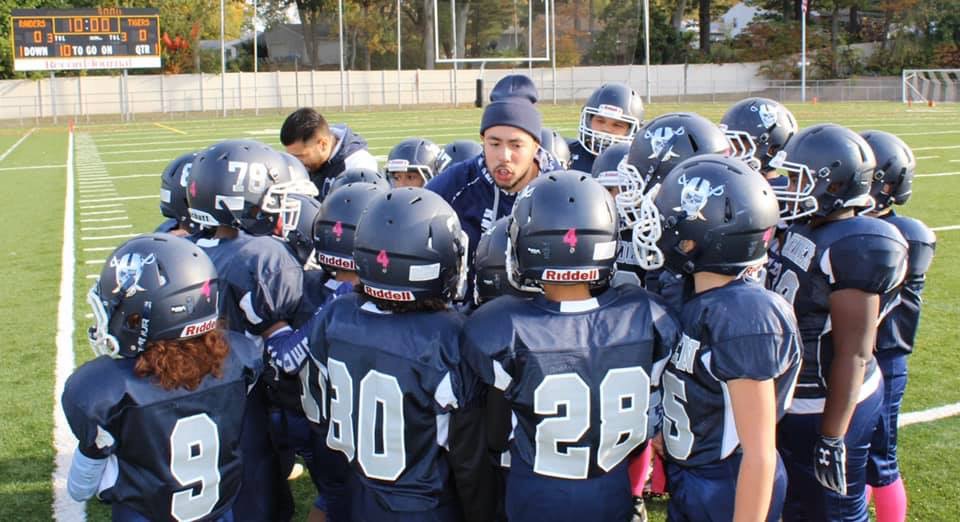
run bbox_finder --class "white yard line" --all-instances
[0,127,36,163]
[78,194,157,204]
[79,216,129,224]
[930,225,960,232]
[79,209,124,216]
[900,402,960,427]
[0,163,67,172]
[80,233,138,241]
[82,246,119,252]
[78,202,123,210]
[53,127,86,521]
[80,224,132,232]
[912,145,960,151]
[915,172,960,178]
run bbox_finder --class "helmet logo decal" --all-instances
[674,174,725,221]
[200,279,212,300]
[563,228,578,252]
[189,180,198,198]
[333,221,344,241]
[752,103,779,128]
[377,249,390,272]
[597,104,625,117]
[644,126,685,161]
[109,252,156,297]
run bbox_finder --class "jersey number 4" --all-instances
[534,367,651,479]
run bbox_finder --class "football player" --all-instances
[302,187,492,521]
[187,139,319,521]
[720,97,798,179]
[861,130,935,522]
[385,137,450,188]
[590,142,647,288]
[280,107,378,198]
[440,140,483,173]
[766,124,909,521]
[540,127,572,170]
[461,171,678,522]
[427,74,559,284]
[473,216,536,307]
[64,234,262,522]
[156,151,198,236]
[632,155,802,521]
[569,82,644,172]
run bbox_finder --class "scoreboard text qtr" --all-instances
[11,7,161,72]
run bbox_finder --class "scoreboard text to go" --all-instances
[11,8,161,71]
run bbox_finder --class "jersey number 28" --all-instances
[534,367,651,479]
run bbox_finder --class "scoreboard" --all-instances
[11,8,161,71]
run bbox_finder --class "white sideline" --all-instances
[931,225,960,232]
[900,402,960,427]
[53,128,85,520]
[915,172,960,178]
[0,128,36,163]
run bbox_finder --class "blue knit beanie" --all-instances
[480,75,542,142]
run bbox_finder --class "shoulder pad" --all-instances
[886,214,936,246]
[821,220,908,294]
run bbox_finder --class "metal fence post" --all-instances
[160,73,166,114]
[381,70,386,106]
[311,69,316,108]
[76,76,82,119]
[50,72,58,125]
[36,79,42,122]
[118,73,124,122]
[276,70,282,111]
[199,72,205,113]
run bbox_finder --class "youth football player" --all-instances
[385,138,449,188]
[156,151,198,236]
[766,124,909,521]
[632,155,802,521]
[462,171,678,522]
[64,234,262,522]
[304,187,493,522]
[861,130,935,522]
[569,82,644,173]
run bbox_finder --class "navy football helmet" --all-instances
[159,151,198,233]
[87,234,219,359]
[276,193,324,267]
[327,167,391,197]
[622,112,731,194]
[776,124,876,219]
[632,155,779,275]
[720,97,798,171]
[578,83,645,155]
[385,138,448,185]
[474,217,536,305]
[539,127,572,170]
[861,130,916,212]
[441,140,483,171]
[187,140,317,234]
[314,182,386,275]
[353,188,468,302]
[507,171,619,290]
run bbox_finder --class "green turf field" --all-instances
[0,101,957,520]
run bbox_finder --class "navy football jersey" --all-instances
[877,211,936,354]
[663,280,802,467]
[196,233,254,331]
[567,140,597,173]
[767,216,907,412]
[305,293,472,513]
[154,218,179,234]
[461,285,678,481]
[62,332,262,522]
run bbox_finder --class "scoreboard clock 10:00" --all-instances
[11,7,160,71]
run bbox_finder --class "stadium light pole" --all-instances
[253,0,259,115]
[801,0,807,102]
[338,0,346,111]
[644,0,651,104]
[220,0,226,117]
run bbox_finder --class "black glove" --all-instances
[814,434,847,495]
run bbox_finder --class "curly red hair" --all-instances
[134,329,230,391]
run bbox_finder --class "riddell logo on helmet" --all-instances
[541,268,600,282]
[364,285,415,302]
[180,318,217,337]
[317,252,356,271]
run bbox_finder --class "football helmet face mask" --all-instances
[441,140,483,171]
[506,171,619,291]
[860,130,916,212]
[539,127,572,170]
[778,124,877,219]
[632,155,779,275]
[326,167,391,198]
[276,193,324,267]
[589,143,644,229]
[385,138,448,185]
[353,188,468,302]
[159,152,199,233]
[579,83,645,155]
[720,97,799,171]
[314,182,386,275]
[623,112,732,193]
[474,217,537,305]
[87,234,219,359]
[187,140,317,235]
